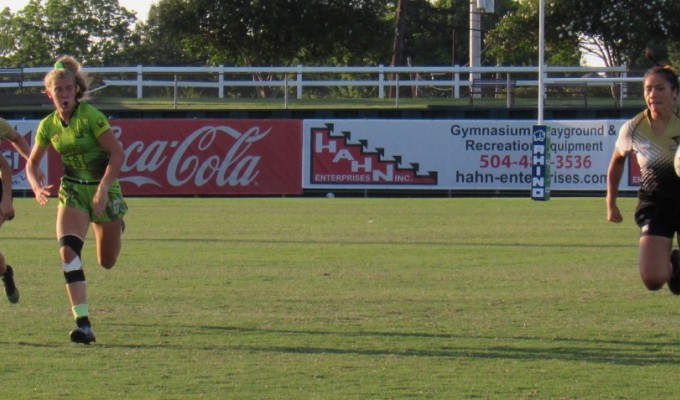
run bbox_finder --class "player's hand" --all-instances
[92,186,109,217]
[0,202,14,224]
[36,170,46,187]
[3,209,15,221]
[607,205,623,223]
[33,184,53,206]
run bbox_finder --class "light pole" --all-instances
[469,0,481,83]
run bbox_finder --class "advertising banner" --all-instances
[1,120,46,191]
[112,119,302,195]
[303,119,633,192]
[9,119,303,196]
[7,118,642,195]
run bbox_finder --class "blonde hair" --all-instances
[44,56,91,100]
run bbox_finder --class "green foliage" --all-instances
[412,0,519,66]
[131,0,205,66]
[0,0,139,67]
[485,0,580,66]
[484,1,537,66]
[0,9,14,61]
[550,0,680,69]
[2,0,679,80]
[669,42,680,68]
[140,0,392,67]
[0,0,51,66]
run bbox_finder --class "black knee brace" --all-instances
[59,234,83,258]
[59,235,85,283]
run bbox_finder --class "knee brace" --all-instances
[59,235,85,283]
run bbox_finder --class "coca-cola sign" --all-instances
[46,119,302,195]
[0,128,34,190]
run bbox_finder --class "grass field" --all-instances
[87,96,643,112]
[1,196,678,399]
[0,95,645,113]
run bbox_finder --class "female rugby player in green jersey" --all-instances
[607,65,680,294]
[0,118,35,304]
[26,56,128,344]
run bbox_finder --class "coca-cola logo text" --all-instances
[114,125,270,188]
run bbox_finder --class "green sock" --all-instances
[72,304,89,320]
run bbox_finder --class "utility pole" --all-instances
[389,0,406,98]
[469,0,481,83]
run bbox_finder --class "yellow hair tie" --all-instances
[53,62,65,70]
[663,65,679,74]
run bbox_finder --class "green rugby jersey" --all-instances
[37,102,111,182]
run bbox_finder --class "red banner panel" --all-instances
[0,130,32,189]
[627,153,641,187]
[47,119,302,196]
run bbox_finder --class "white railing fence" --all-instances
[0,64,641,104]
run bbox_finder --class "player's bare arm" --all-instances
[606,148,626,223]
[0,155,14,224]
[92,130,124,216]
[26,144,52,205]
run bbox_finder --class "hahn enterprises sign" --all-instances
[302,119,627,192]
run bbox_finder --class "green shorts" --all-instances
[58,177,128,223]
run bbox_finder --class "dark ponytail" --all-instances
[644,65,680,93]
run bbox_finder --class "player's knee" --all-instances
[59,234,83,259]
[99,259,116,270]
[643,281,664,291]
[59,235,85,283]
[98,254,117,270]
[96,222,123,269]
[640,274,665,291]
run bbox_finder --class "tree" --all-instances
[140,0,392,67]
[136,0,393,97]
[401,0,519,67]
[390,0,407,68]
[396,0,456,66]
[484,0,580,67]
[550,0,680,71]
[132,0,205,66]
[0,0,140,67]
[0,1,52,66]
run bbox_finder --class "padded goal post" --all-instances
[531,125,551,201]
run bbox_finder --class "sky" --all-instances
[0,0,156,21]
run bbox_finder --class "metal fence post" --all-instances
[378,64,385,99]
[296,65,303,99]
[136,65,143,99]
[218,65,224,99]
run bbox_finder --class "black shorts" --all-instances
[635,198,680,238]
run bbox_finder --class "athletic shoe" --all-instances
[669,249,680,295]
[70,325,96,345]
[1,265,19,304]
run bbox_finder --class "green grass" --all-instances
[87,96,643,111]
[0,196,676,399]
[0,95,643,112]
